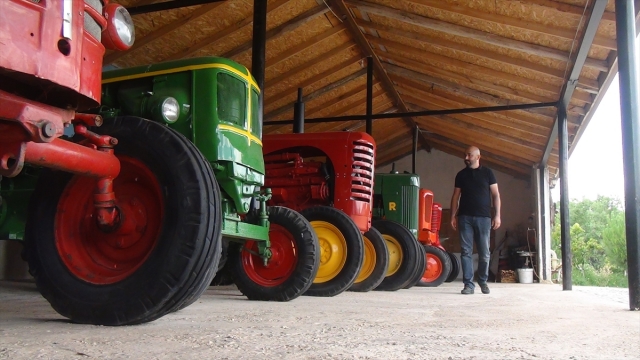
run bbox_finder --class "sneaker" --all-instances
[461,286,474,295]
[479,283,490,294]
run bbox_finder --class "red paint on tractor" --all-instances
[263,132,376,232]
[241,224,298,287]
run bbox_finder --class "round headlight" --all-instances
[161,97,180,123]
[102,4,135,51]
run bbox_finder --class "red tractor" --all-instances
[263,132,423,294]
[416,190,460,286]
[0,1,229,325]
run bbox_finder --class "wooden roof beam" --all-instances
[265,42,357,89]
[328,0,432,152]
[224,5,331,59]
[265,68,367,120]
[355,18,570,82]
[307,92,389,132]
[405,0,616,50]
[384,63,568,121]
[266,25,347,69]
[163,0,290,61]
[390,74,551,135]
[265,54,361,104]
[405,101,545,154]
[345,0,608,72]
[542,0,608,166]
[398,86,549,144]
[368,36,596,105]
[105,2,224,65]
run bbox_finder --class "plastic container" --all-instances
[517,268,534,284]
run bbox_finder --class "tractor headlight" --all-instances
[161,97,180,123]
[102,4,135,51]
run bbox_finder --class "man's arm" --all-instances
[450,187,461,230]
[490,183,501,229]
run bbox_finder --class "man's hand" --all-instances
[451,216,457,231]
[492,215,501,230]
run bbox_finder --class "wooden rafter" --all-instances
[264,54,361,103]
[345,0,608,72]
[163,0,290,61]
[383,63,567,121]
[390,75,551,136]
[368,36,594,106]
[223,5,331,59]
[105,2,224,65]
[265,43,357,88]
[266,25,347,69]
[265,68,367,120]
[404,0,616,50]
[328,0,432,152]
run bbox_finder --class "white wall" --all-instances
[377,148,534,263]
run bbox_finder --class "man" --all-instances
[450,146,501,295]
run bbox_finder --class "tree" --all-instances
[602,211,627,272]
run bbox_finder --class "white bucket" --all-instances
[517,268,534,284]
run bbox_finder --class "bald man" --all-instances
[450,146,501,295]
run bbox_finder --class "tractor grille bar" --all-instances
[350,139,374,202]
[85,0,103,41]
[402,185,419,231]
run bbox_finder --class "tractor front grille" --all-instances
[350,139,375,202]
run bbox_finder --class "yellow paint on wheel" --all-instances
[383,234,403,277]
[354,233,376,284]
[312,221,348,283]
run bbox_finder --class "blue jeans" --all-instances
[458,215,491,289]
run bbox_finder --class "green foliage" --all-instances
[602,211,628,272]
[552,196,627,287]
[571,264,628,288]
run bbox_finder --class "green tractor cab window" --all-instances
[217,72,246,127]
[250,89,261,139]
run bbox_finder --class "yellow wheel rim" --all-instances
[354,234,376,284]
[383,234,403,276]
[312,220,348,283]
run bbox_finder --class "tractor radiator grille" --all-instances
[350,139,375,202]
[402,185,419,231]
[85,0,103,41]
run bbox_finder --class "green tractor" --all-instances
[373,170,460,287]
[1,57,320,325]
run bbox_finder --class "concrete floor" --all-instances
[0,280,638,360]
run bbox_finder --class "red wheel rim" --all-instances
[241,223,297,287]
[55,156,163,285]
[422,253,443,282]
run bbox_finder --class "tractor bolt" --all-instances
[41,122,56,138]
[109,138,118,145]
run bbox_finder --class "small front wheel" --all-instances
[230,206,319,301]
[417,245,453,287]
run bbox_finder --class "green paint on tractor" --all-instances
[100,57,267,240]
[373,172,420,238]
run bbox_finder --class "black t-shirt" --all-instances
[454,166,497,218]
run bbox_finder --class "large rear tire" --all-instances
[301,206,364,297]
[25,116,221,325]
[445,251,461,283]
[230,206,319,301]
[417,245,452,287]
[372,220,419,291]
[404,240,427,289]
[349,227,388,292]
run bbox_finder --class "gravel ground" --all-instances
[0,280,638,360]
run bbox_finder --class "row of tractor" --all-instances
[0,0,458,326]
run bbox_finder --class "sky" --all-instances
[552,74,626,202]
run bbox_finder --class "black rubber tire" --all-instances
[349,227,389,292]
[445,251,461,283]
[229,206,319,301]
[301,206,364,297]
[404,239,427,289]
[210,239,234,286]
[417,245,453,287]
[372,220,419,291]
[24,116,221,325]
